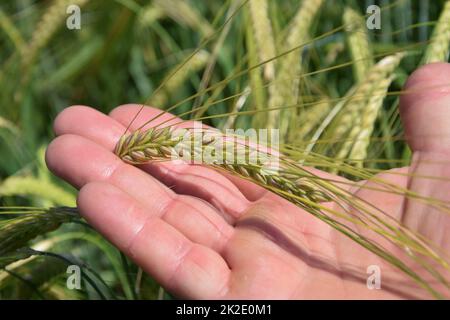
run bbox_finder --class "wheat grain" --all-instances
[343,7,374,82]
[248,0,276,81]
[423,1,450,64]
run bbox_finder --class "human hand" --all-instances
[46,63,450,299]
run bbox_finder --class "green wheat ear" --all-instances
[114,127,332,204]
[423,1,450,64]
[24,0,89,67]
[313,52,404,166]
[248,0,276,81]
[0,207,78,256]
[343,7,374,82]
[267,0,324,142]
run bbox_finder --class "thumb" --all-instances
[400,63,450,154]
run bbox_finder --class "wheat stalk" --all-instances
[343,7,374,82]
[0,207,78,256]
[248,0,276,81]
[423,1,450,64]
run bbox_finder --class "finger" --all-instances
[53,105,124,150]
[46,134,233,251]
[400,62,450,153]
[110,104,251,218]
[399,63,450,244]
[78,182,231,298]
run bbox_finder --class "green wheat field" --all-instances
[1,0,450,299]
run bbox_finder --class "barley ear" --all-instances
[267,0,324,141]
[24,0,89,66]
[115,128,332,204]
[343,7,374,82]
[423,1,450,64]
[334,53,404,164]
[246,12,268,128]
[248,0,276,81]
[0,208,78,256]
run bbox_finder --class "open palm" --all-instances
[46,63,450,299]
